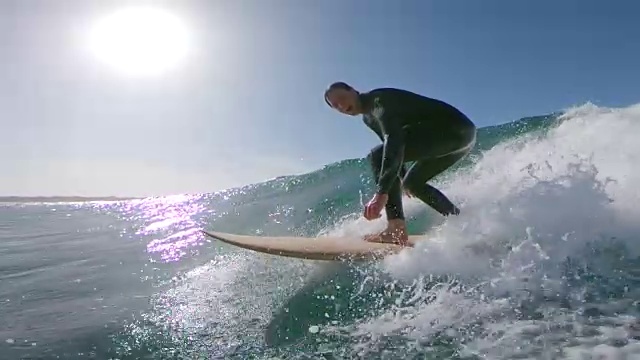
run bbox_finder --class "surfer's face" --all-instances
[326,88,360,116]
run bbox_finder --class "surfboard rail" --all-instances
[201,230,419,261]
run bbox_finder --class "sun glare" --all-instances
[88,6,191,77]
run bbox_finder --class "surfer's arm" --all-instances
[364,115,408,184]
[374,101,406,195]
[363,116,385,142]
[399,164,408,180]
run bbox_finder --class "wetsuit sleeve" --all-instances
[363,115,408,185]
[399,164,408,179]
[362,116,384,142]
[374,99,406,194]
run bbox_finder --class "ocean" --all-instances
[2,102,640,359]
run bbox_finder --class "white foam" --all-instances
[328,102,640,358]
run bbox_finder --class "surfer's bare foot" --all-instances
[364,220,409,246]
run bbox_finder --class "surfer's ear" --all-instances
[324,90,334,108]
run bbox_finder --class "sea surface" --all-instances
[2,103,640,359]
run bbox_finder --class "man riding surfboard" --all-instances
[324,82,476,246]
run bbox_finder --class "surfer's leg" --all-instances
[367,144,405,221]
[401,123,476,216]
[366,145,409,245]
[403,152,468,216]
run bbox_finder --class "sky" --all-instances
[0,0,638,197]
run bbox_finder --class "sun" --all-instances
[88,6,191,77]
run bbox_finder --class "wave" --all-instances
[311,102,640,358]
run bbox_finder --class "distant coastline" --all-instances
[0,196,141,203]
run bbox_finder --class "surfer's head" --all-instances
[324,81,361,116]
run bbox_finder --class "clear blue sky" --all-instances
[1,0,638,196]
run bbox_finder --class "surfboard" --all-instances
[201,230,423,261]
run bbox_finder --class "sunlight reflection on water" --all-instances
[136,195,208,262]
[88,194,211,262]
[84,185,258,263]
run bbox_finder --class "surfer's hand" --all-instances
[364,193,388,220]
[403,187,414,198]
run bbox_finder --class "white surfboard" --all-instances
[201,230,421,261]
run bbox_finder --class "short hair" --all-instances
[324,81,354,107]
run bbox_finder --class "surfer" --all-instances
[324,82,476,246]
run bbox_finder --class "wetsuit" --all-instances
[360,88,476,219]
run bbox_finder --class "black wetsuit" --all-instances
[360,88,476,220]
